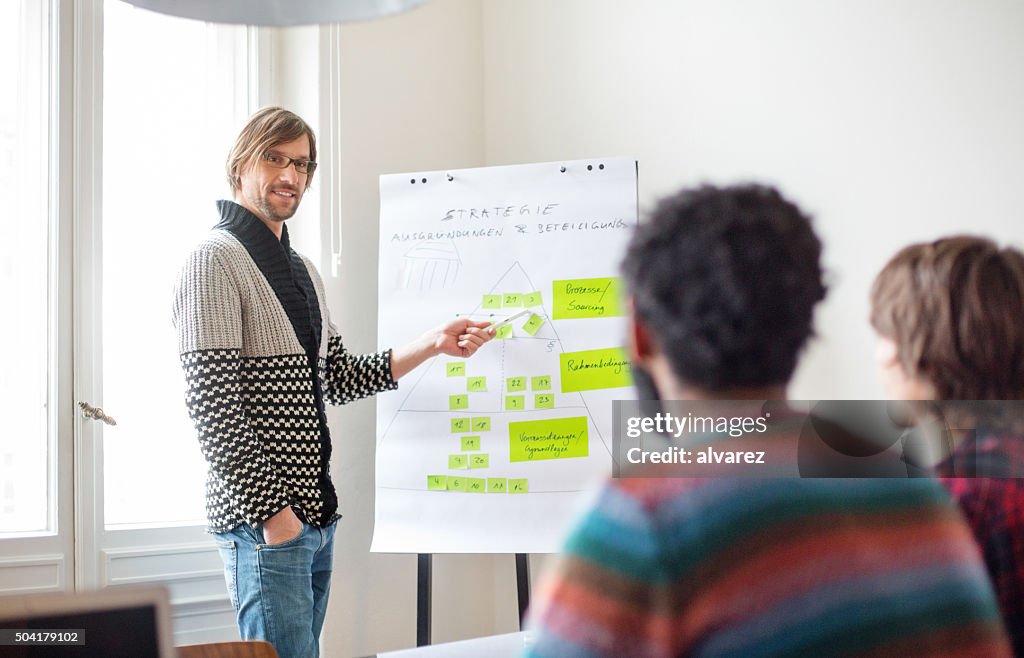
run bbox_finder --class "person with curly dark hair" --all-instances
[623,184,826,396]
[522,185,1011,657]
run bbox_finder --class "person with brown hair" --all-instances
[173,107,492,658]
[871,235,1024,654]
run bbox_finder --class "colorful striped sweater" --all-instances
[524,476,1011,657]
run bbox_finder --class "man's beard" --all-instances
[254,194,298,222]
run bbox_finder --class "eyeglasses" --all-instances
[261,151,318,175]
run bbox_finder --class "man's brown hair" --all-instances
[226,107,317,191]
[870,235,1024,400]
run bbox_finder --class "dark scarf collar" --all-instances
[215,198,294,252]
[215,200,322,357]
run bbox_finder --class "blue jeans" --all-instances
[215,521,336,658]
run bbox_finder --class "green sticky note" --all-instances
[467,376,487,392]
[503,293,523,307]
[523,291,542,307]
[534,393,554,409]
[471,417,491,432]
[507,376,527,392]
[552,277,623,319]
[427,475,448,491]
[509,416,588,462]
[467,477,486,493]
[522,313,544,336]
[531,376,551,391]
[448,454,469,470]
[449,394,469,410]
[506,395,525,411]
[448,476,468,492]
[446,362,465,377]
[487,478,507,493]
[560,347,632,392]
[495,324,513,340]
[470,454,489,469]
[461,436,481,451]
[451,417,470,433]
[509,478,529,494]
[483,294,501,309]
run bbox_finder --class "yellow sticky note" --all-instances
[467,477,486,493]
[461,436,481,451]
[534,393,554,409]
[467,376,487,392]
[523,291,542,307]
[471,417,491,432]
[495,324,513,340]
[560,347,632,392]
[531,376,551,391]
[503,293,523,307]
[446,362,465,377]
[506,395,525,411]
[449,394,469,410]
[448,454,469,470]
[470,454,489,469]
[487,478,507,493]
[448,476,468,492]
[509,417,588,462]
[552,277,623,319]
[507,377,527,392]
[483,294,501,309]
[509,479,529,494]
[522,313,544,336]
[451,418,470,433]
[427,475,448,491]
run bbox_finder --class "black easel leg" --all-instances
[417,553,432,646]
[516,553,531,629]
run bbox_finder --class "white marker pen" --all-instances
[486,309,531,333]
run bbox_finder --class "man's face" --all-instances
[236,134,310,226]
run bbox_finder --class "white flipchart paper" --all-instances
[371,158,638,553]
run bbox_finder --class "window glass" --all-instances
[0,0,50,535]
[102,1,249,526]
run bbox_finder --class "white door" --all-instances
[1,0,266,646]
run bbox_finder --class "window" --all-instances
[101,1,251,526]
[0,0,50,535]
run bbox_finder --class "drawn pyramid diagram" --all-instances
[376,262,614,494]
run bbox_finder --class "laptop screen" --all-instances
[0,586,174,658]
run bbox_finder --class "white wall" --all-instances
[482,0,1024,398]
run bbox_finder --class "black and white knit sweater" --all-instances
[173,200,396,533]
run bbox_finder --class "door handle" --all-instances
[78,401,117,426]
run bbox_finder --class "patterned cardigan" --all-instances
[173,201,396,533]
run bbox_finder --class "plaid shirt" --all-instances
[937,428,1024,655]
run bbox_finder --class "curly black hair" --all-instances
[622,184,827,391]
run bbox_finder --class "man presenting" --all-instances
[173,107,492,658]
